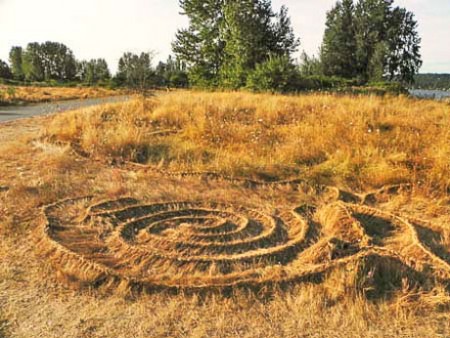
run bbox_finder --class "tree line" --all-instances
[413,74,450,91]
[1,0,423,92]
[0,43,188,89]
[173,0,422,91]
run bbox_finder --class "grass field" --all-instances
[46,91,450,193]
[1,91,449,337]
[0,85,124,105]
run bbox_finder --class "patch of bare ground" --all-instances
[1,92,450,337]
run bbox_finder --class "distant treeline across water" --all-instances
[414,74,450,91]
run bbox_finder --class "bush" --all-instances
[246,57,363,93]
[295,76,358,91]
[246,55,300,93]
[187,65,218,89]
[169,71,189,88]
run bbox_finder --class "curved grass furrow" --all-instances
[35,189,450,293]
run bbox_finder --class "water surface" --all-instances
[409,89,450,100]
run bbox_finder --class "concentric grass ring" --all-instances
[36,194,450,293]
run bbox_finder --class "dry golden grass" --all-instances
[1,91,450,337]
[46,91,450,193]
[0,85,124,105]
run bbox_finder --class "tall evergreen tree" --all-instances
[220,1,299,88]
[220,0,275,88]
[173,0,299,88]
[321,0,357,78]
[173,0,225,86]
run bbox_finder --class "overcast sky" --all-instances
[0,0,449,73]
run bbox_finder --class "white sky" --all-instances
[0,0,449,73]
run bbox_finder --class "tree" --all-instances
[354,0,422,83]
[96,59,111,81]
[155,61,168,86]
[9,47,24,80]
[385,8,422,83]
[354,0,392,81]
[299,51,322,76]
[77,59,111,85]
[173,0,225,87]
[220,0,278,88]
[0,60,12,79]
[368,42,388,81]
[320,0,422,83]
[155,55,189,88]
[22,43,45,81]
[173,0,299,88]
[40,41,77,81]
[116,52,154,90]
[22,42,77,81]
[321,0,357,78]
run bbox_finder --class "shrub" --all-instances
[246,55,300,93]
[295,75,357,91]
[366,81,409,95]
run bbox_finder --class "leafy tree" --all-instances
[77,59,110,85]
[95,59,111,82]
[76,60,89,82]
[169,70,189,88]
[353,0,392,81]
[22,43,45,81]
[22,42,77,81]
[9,47,24,80]
[0,59,12,79]
[155,61,168,86]
[385,7,422,83]
[116,52,154,90]
[155,55,189,88]
[41,41,77,80]
[321,0,422,83]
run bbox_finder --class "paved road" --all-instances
[0,96,130,123]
